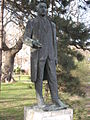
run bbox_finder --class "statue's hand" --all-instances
[32,40,42,49]
[23,37,42,49]
[23,37,33,47]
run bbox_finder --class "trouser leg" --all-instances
[46,59,68,108]
[35,60,45,106]
[46,59,59,101]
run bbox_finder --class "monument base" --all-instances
[24,106,73,120]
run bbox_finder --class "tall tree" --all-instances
[0,0,4,89]
[1,0,24,82]
[2,37,23,82]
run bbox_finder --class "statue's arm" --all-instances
[23,20,42,49]
[23,20,33,47]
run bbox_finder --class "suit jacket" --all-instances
[23,16,57,82]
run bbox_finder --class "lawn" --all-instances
[0,56,90,120]
[0,82,36,120]
[0,81,88,120]
[13,75,30,82]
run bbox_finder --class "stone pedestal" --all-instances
[24,106,73,120]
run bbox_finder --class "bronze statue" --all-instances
[23,0,68,110]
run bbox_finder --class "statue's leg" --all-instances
[35,60,46,108]
[46,59,68,108]
[46,59,58,101]
[35,81,44,108]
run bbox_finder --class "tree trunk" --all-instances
[0,0,4,89]
[2,51,15,82]
[2,37,23,82]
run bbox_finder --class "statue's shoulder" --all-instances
[47,17,56,28]
[26,16,40,30]
[26,17,38,25]
[51,22,56,28]
[26,18,33,27]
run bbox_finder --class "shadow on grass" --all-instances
[1,87,31,91]
[0,102,34,120]
[0,102,34,111]
[0,97,36,103]
[0,108,24,120]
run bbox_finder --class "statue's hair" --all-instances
[36,2,47,11]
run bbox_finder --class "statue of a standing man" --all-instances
[23,0,67,109]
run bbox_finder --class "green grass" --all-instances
[0,82,36,120]
[0,81,88,120]
[74,59,90,83]
[71,57,90,120]
[13,75,30,81]
[0,56,90,120]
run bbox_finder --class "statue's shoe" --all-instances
[37,99,46,109]
[38,104,46,109]
[53,99,69,109]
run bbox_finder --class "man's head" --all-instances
[36,2,47,17]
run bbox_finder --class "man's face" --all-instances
[37,3,47,17]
